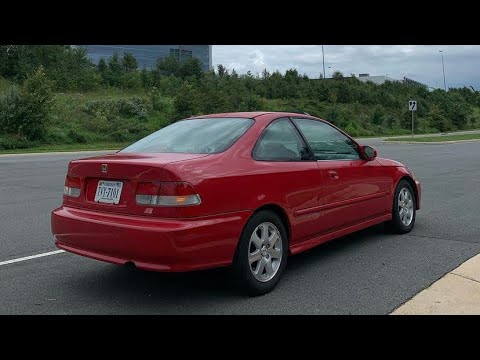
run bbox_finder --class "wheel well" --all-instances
[399,176,418,205]
[253,204,291,242]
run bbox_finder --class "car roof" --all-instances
[190,111,323,122]
[191,112,272,118]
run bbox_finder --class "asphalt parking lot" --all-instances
[2,140,480,314]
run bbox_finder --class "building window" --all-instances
[181,50,192,59]
[169,48,179,58]
[169,48,192,61]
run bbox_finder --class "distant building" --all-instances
[357,73,398,85]
[402,77,428,89]
[79,45,213,71]
[356,73,428,89]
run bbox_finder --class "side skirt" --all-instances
[289,214,392,255]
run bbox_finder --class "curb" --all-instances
[391,253,480,315]
[382,139,480,145]
[0,149,118,157]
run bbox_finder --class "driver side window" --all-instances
[292,118,360,161]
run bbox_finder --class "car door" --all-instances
[252,117,324,245]
[291,117,389,233]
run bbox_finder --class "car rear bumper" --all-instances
[415,180,421,210]
[51,206,252,272]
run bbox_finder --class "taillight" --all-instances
[136,182,201,207]
[64,176,81,198]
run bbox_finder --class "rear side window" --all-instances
[121,117,254,154]
[253,118,309,161]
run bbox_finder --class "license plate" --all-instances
[94,180,123,204]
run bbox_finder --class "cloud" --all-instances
[248,49,266,69]
[212,45,480,89]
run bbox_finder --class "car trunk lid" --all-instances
[64,152,208,216]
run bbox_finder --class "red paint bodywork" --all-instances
[52,112,421,271]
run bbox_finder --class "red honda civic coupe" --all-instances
[52,112,421,295]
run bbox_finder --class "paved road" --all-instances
[1,143,480,314]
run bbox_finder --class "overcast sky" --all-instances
[212,45,480,90]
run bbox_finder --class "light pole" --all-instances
[328,66,332,78]
[322,45,326,79]
[439,50,447,91]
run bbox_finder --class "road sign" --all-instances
[409,100,417,111]
[409,100,417,138]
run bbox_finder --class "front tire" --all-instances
[387,179,416,234]
[232,210,288,296]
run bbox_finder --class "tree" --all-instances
[0,45,99,90]
[332,70,344,80]
[371,105,386,125]
[262,68,270,80]
[0,45,21,78]
[428,104,450,132]
[217,64,228,78]
[98,58,107,73]
[173,83,197,119]
[20,67,54,140]
[0,66,54,141]
[122,52,138,72]
[141,66,152,88]
[179,58,203,79]
[156,56,180,77]
[444,93,470,130]
[108,52,122,73]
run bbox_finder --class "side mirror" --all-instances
[360,145,377,161]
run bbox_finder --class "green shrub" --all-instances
[148,87,172,112]
[173,83,198,119]
[120,97,152,119]
[83,96,151,121]
[0,84,22,133]
[141,68,153,88]
[0,67,54,141]
[67,129,88,143]
[0,76,9,93]
[110,128,130,142]
[118,72,142,89]
[0,135,33,150]
[83,99,119,118]
[45,127,70,144]
[371,105,386,125]
[0,46,102,91]
[428,104,450,132]
[322,106,350,129]
[71,68,102,91]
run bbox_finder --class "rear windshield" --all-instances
[120,117,254,154]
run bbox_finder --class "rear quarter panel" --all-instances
[166,154,323,244]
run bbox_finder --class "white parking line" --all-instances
[0,250,65,266]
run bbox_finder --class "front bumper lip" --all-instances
[51,206,252,272]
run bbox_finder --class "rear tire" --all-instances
[232,210,288,296]
[386,179,416,234]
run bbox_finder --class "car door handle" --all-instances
[328,171,339,179]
